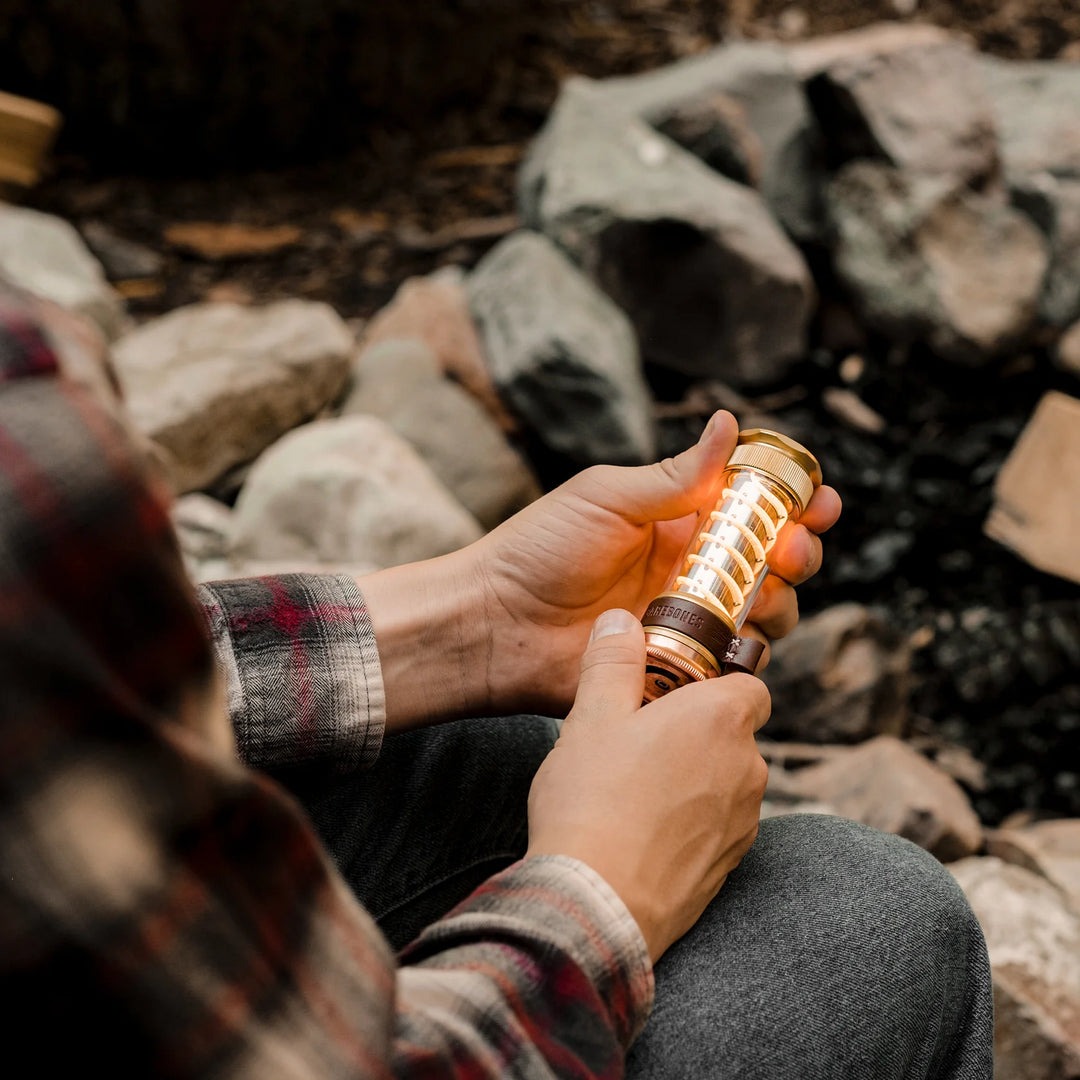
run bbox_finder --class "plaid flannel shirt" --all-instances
[0,292,654,1077]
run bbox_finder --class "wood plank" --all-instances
[0,91,62,188]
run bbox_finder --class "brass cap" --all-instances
[728,429,822,514]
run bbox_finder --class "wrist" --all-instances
[358,548,493,733]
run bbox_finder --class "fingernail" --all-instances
[591,608,637,641]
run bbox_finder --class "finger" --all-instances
[735,622,773,673]
[799,485,842,535]
[572,411,739,526]
[572,609,646,721]
[768,524,822,587]
[745,576,798,640]
[654,669,772,732]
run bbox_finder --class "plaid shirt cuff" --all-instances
[198,573,385,771]
[403,854,655,1050]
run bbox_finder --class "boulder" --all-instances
[0,204,126,340]
[342,338,540,529]
[229,416,483,569]
[789,735,983,861]
[788,21,958,80]
[985,392,1080,586]
[467,230,656,468]
[518,80,814,387]
[360,271,514,431]
[762,603,910,743]
[827,161,1047,361]
[950,857,1080,1080]
[982,57,1080,184]
[805,38,998,187]
[112,301,354,494]
[987,819,1080,917]
[172,494,234,563]
[592,42,823,242]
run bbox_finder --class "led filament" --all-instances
[642,429,822,703]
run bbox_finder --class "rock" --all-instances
[982,57,1080,184]
[788,21,958,80]
[827,161,1047,361]
[1011,174,1080,330]
[80,221,165,281]
[821,386,886,435]
[950,857,1080,1080]
[987,820,1080,916]
[985,392,1080,586]
[172,494,234,563]
[592,42,823,242]
[1058,321,1080,377]
[467,230,656,468]
[361,272,514,432]
[518,80,814,387]
[229,416,483,569]
[0,204,127,340]
[790,735,983,861]
[762,603,910,743]
[112,301,354,494]
[806,38,998,187]
[342,338,540,529]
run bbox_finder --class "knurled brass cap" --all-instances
[729,429,822,514]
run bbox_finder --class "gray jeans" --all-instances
[280,714,994,1079]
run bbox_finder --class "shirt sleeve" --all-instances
[197,572,386,772]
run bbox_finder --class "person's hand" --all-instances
[471,411,842,717]
[527,607,771,961]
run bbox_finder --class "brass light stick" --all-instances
[642,429,823,702]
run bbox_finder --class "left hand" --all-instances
[469,411,842,717]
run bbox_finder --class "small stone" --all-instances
[827,161,1047,361]
[342,338,541,529]
[985,391,1080,585]
[360,272,515,432]
[112,300,354,494]
[230,416,483,569]
[838,354,865,383]
[468,230,656,468]
[80,221,165,281]
[0,204,127,340]
[762,603,911,743]
[163,221,303,260]
[987,819,1080,916]
[950,857,1080,1079]
[791,735,983,861]
[822,386,886,434]
[518,79,814,387]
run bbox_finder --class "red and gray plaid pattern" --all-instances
[0,302,653,1077]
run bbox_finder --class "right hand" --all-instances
[526,608,771,963]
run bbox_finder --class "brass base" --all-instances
[643,629,720,702]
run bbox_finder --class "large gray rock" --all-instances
[806,39,998,188]
[950,857,1080,1080]
[518,80,814,387]
[467,230,656,468]
[593,42,823,242]
[342,338,540,529]
[230,416,483,569]
[789,736,983,862]
[113,301,354,494]
[827,161,1047,361]
[762,603,910,743]
[982,57,1080,184]
[1012,174,1080,330]
[788,21,958,80]
[0,204,126,340]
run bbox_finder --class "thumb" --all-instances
[572,609,647,721]
[573,410,738,525]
